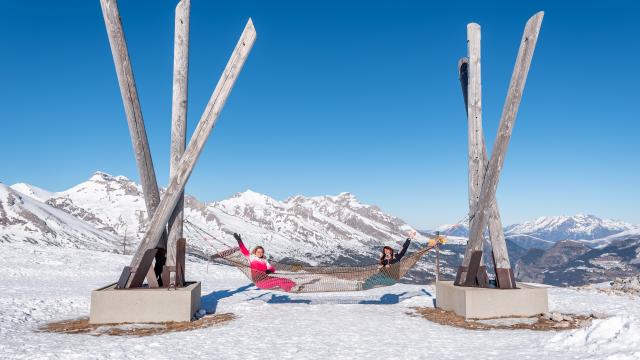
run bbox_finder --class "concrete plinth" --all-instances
[435,281,548,319]
[89,281,201,324]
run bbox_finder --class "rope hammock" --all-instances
[209,245,433,293]
[185,220,443,293]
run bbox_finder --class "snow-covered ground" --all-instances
[1,243,639,360]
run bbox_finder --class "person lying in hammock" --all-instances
[233,233,296,292]
[362,230,417,290]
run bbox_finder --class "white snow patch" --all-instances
[547,316,640,358]
[2,243,640,359]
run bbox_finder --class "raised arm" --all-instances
[234,233,250,257]
[395,238,411,261]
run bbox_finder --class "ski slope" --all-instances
[1,243,639,359]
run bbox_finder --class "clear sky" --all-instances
[1,1,638,229]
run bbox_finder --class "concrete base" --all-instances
[435,281,548,319]
[89,281,201,324]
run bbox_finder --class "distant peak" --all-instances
[214,189,283,209]
[232,189,270,201]
[90,171,112,181]
[9,182,54,202]
[89,171,133,184]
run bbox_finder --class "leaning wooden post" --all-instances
[125,19,257,279]
[457,59,515,288]
[463,12,543,286]
[100,0,168,270]
[166,0,191,287]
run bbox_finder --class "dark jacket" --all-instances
[380,239,411,266]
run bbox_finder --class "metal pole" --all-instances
[435,231,441,282]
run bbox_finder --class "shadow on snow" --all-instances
[246,288,433,305]
[201,284,254,314]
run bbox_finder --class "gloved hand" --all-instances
[234,233,242,242]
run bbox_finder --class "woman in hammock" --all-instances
[233,233,296,292]
[362,230,417,290]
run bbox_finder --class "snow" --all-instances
[547,316,640,358]
[505,214,637,242]
[0,184,119,250]
[4,172,427,267]
[1,242,640,359]
[9,183,55,202]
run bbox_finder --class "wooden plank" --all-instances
[176,238,186,287]
[464,12,543,285]
[466,23,484,218]
[162,265,176,288]
[127,19,257,272]
[129,248,158,288]
[464,251,483,287]
[461,24,486,271]
[167,0,191,275]
[146,265,159,288]
[487,202,510,270]
[477,265,489,288]
[454,266,466,285]
[99,0,168,268]
[495,268,515,289]
[458,57,514,287]
[115,266,132,289]
[454,58,470,287]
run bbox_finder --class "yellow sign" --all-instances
[428,235,447,247]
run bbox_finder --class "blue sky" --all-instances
[1,1,638,228]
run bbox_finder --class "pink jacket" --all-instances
[237,238,276,273]
[234,234,295,292]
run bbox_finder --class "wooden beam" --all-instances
[455,28,499,286]
[128,248,158,288]
[464,251,483,287]
[115,266,132,289]
[99,0,168,267]
[166,0,191,278]
[461,24,486,274]
[465,24,484,217]
[457,57,515,287]
[464,12,544,285]
[126,19,257,274]
[176,238,186,287]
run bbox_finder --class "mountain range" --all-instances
[2,171,639,285]
[437,214,639,249]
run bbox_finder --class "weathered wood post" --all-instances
[454,24,490,286]
[100,0,168,281]
[166,0,191,288]
[456,54,515,289]
[122,19,257,283]
[461,12,544,286]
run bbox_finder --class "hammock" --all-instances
[210,245,434,293]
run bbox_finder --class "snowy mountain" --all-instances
[435,214,637,250]
[9,182,54,202]
[504,214,637,242]
[0,183,119,250]
[4,172,639,286]
[4,172,426,269]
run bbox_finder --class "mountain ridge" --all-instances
[3,172,639,286]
